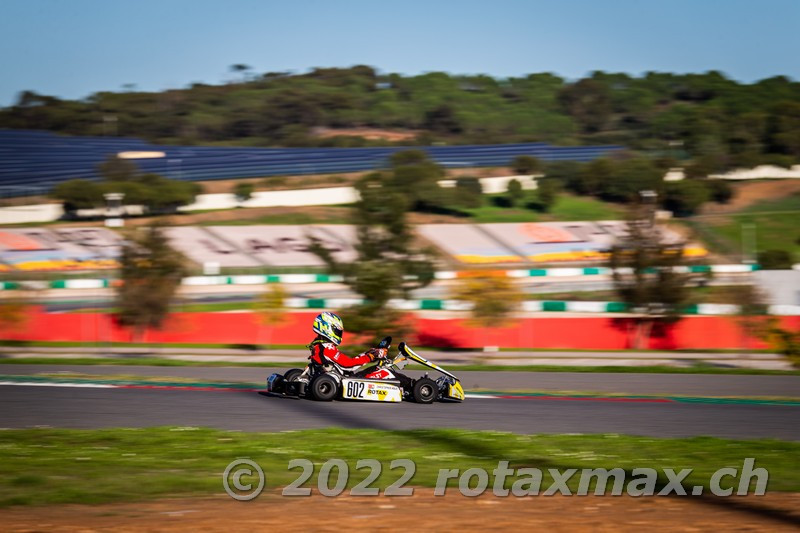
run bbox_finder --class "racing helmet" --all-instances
[313,311,344,345]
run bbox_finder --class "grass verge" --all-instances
[463,194,622,223]
[0,427,797,506]
[695,195,800,257]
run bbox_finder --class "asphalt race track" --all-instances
[4,364,800,397]
[2,383,799,440]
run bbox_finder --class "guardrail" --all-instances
[264,297,800,316]
[0,264,759,291]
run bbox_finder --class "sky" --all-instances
[1,0,798,106]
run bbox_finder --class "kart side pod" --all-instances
[341,378,403,402]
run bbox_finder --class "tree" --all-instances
[573,158,613,196]
[310,170,436,346]
[230,64,252,82]
[599,157,662,202]
[511,155,542,175]
[253,284,288,350]
[450,273,524,330]
[506,178,523,207]
[386,150,447,212]
[544,160,584,194]
[609,203,693,349]
[765,324,800,368]
[234,182,254,204]
[720,284,770,352]
[116,222,188,342]
[534,178,559,212]
[97,156,138,182]
[0,297,31,338]
[50,167,199,217]
[757,249,794,270]
[423,104,463,134]
[558,78,612,133]
[451,177,483,208]
[51,179,103,216]
[767,101,800,157]
[707,179,734,204]
[661,180,710,217]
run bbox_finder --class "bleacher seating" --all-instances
[163,226,263,268]
[0,227,121,270]
[421,222,706,264]
[0,129,623,197]
[201,225,358,267]
[416,224,524,264]
[0,222,707,271]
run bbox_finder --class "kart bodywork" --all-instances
[266,341,464,404]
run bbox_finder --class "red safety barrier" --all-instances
[2,308,798,350]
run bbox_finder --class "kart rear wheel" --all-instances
[413,378,437,404]
[284,368,304,382]
[311,375,338,401]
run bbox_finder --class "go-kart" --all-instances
[266,338,464,404]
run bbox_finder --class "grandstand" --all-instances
[0,222,707,272]
[0,129,622,197]
[163,223,707,270]
[173,225,358,267]
[0,227,120,271]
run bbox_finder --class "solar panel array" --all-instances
[0,129,622,197]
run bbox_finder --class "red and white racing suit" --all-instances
[307,339,409,386]
[309,340,374,368]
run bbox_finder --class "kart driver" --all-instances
[308,311,387,368]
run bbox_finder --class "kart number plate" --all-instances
[342,379,402,402]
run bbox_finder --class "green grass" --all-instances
[0,427,797,506]
[547,194,624,221]
[696,195,800,258]
[203,206,353,226]
[464,194,622,223]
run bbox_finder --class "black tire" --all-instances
[283,368,304,382]
[310,374,339,401]
[412,377,437,404]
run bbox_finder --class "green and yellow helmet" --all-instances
[312,311,344,345]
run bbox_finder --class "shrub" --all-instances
[757,249,794,270]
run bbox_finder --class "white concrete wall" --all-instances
[663,168,685,181]
[710,165,800,180]
[245,186,359,207]
[0,203,63,224]
[437,174,540,193]
[179,186,360,212]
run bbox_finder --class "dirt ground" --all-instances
[3,491,799,532]
[312,127,420,142]
[700,180,800,215]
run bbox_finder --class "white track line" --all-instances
[0,381,503,398]
[0,381,117,388]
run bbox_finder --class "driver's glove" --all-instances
[365,347,388,361]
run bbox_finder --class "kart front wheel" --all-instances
[311,375,339,401]
[284,368,304,382]
[413,378,437,404]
